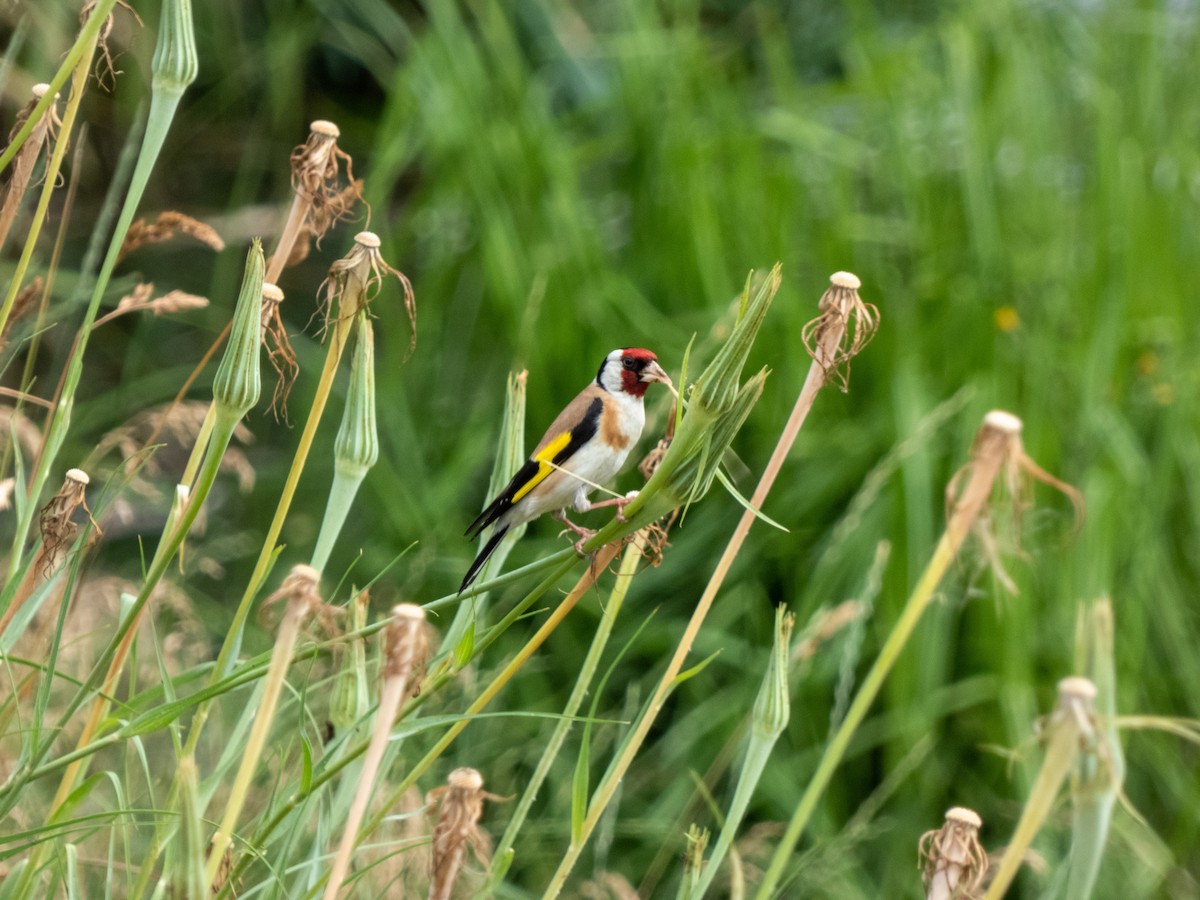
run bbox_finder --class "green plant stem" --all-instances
[7,63,188,585]
[754,426,1013,898]
[543,336,836,899]
[350,541,624,862]
[982,713,1082,899]
[0,0,116,177]
[12,410,240,899]
[494,536,644,875]
[205,596,310,888]
[183,306,355,758]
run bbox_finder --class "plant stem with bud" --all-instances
[755,410,1029,898]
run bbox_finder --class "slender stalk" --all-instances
[493,534,645,874]
[983,678,1098,899]
[691,606,793,898]
[753,411,1023,898]
[352,542,624,857]
[323,605,427,899]
[7,0,196,583]
[543,276,857,898]
[205,566,321,889]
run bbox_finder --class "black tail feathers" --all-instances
[460,525,509,593]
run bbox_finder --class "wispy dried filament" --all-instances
[38,468,99,569]
[259,282,299,421]
[319,232,416,354]
[919,807,987,900]
[801,271,879,391]
[268,120,366,280]
[947,410,1084,590]
[0,84,61,255]
[428,768,500,900]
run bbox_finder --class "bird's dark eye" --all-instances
[622,358,636,370]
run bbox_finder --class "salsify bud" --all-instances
[919,806,986,900]
[691,264,780,417]
[751,605,794,739]
[330,589,371,729]
[213,241,265,419]
[428,768,499,900]
[334,316,379,479]
[151,0,199,94]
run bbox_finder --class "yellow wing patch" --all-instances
[511,431,572,503]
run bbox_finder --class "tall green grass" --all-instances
[1,0,1198,896]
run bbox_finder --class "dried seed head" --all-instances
[801,270,879,392]
[289,120,364,244]
[383,603,431,697]
[318,232,416,355]
[261,564,324,632]
[258,283,298,422]
[946,410,1083,592]
[427,767,498,900]
[919,806,987,899]
[37,467,99,573]
[108,283,210,321]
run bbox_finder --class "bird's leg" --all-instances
[578,490,640,523]
[554,509,596,556]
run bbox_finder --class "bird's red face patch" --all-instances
[618,348,658,397]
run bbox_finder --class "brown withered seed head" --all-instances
[945,409,1083,593]
[37,467,99,574]
[318,232,416,354]
[261,564,323,625]
[428,767,497,900]
[258,283,298,422]
[289,120,364,244]
[801,270,879,392]
[919,806,987,898]
[383,603,431,695]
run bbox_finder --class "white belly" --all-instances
[510,390,644,524]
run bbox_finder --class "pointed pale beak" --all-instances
[641,360,673,387]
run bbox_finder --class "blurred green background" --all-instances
[4,0,1198,895]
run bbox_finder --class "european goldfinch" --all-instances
[461,347,672,591]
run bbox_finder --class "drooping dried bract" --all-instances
[801,271,879,392]
[427,768,501,900]
[945,411,1084,592]
[259,283,299,422]
[259,564,330,632]
[81,0,143,90]
[318,231,416,355]
[289,121,364,244]
[919,807,987,900]
[0,85,61,257]
[119,210,225,261]
[37,468,99,573]
[384,603,432,698]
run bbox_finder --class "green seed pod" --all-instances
[213,241,265,419]
[151,0,199,94]
[334,315,379,479]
